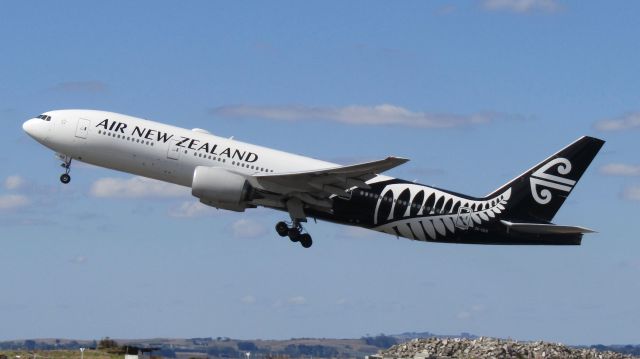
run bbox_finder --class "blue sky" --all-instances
[1,0,639,345]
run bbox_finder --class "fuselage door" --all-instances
[75,118,90,139]
[167,139,180,160]
[455,206,473,230]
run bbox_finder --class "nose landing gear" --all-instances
[59,155,72,184]
[275,220,313,248]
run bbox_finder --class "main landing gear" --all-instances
[275,220,313,248]
[59,155,72,184]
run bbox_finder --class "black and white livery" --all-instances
[23,110,604,248]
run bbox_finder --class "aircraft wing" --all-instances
[249,156,408,201]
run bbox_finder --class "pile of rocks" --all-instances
[375,337,638,359]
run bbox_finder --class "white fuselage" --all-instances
[22,110,602,247]
[24,109,339,189]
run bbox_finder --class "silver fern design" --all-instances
[372,183,512,241]
[530,158,575,205]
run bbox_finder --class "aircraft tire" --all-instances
[288,228,301,242]
[275,221,289,237]
[60,174,71,184]
[299,234,312,248]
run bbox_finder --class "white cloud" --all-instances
[595,112,640,131]
[0,194,29,210]
[287,296,307,305]
[437,4,457,15]
[457,303,485,320]
[241,295,256,304]
[169,201,215,218]
[339,226,380,239]
[482,0,560,13]
[622,186,640,201]
[90,176,189,198]
[211,104,495,128]
[232,219,268,239]
[273,295,308,308]
[69,255,88,264]
[4,175,24,190]
[600,163,640,176]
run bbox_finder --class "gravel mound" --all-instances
[374,337,638,359]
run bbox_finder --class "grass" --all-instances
[0,349,122,359]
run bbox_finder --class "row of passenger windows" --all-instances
[357,190,446,213]
[37,114,51,121]
[98,128,275,174]
[192,151,226,164]
[98,129,155,146]
[191,151,274,173]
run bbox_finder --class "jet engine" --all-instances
[191,166,254,212]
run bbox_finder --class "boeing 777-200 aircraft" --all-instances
[23,110,604,248]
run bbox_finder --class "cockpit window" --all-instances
[37,114,51,121]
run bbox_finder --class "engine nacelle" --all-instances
[191,166,253,212]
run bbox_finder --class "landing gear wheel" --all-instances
[288,227,301,242]
[275,221,289,237]
[276,219,313,248]
[299,233,313,248]
[60,173,71,184]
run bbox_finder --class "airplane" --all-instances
[23,110,604,248]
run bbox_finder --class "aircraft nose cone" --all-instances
[22,118,37,135]
[22,118,48,141]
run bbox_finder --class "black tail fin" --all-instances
[486,136,605,223]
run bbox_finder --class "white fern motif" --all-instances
[372,184,511,241]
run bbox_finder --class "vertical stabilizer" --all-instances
[487,136,604,223]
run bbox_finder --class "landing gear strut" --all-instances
[59,156,72,184]
[275,220,313,248]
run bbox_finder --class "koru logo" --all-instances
[529,158,576,205]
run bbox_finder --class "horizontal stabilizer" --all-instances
[501,220,595,234]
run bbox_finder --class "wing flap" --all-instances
[257,156,408,180]
[251,156,408,198]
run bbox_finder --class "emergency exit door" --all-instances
[167,139,181,160]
